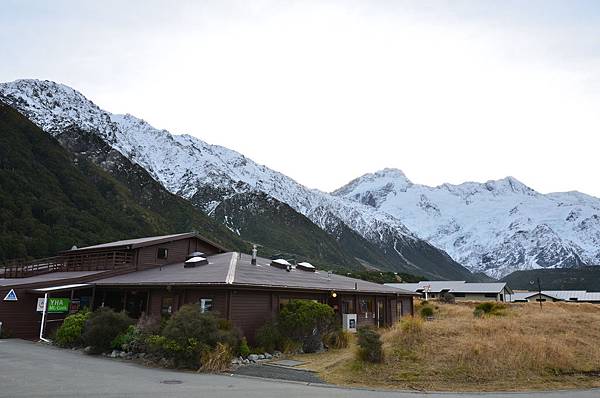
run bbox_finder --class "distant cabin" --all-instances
[386,281,514,302]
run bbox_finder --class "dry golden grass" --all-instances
[293,302,600,391]
[199,343,234,372]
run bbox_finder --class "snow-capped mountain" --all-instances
[334,169,600,278]
[0,79,470,279]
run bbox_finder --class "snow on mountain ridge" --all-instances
[1,79,440,274]
[333,169,600,278]
[6,79,594,278]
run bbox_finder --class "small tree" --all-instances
[277,300,335,353]
[356,327,383,363]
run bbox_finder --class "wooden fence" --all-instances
[0,250,134,278]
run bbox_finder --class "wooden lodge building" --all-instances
[0,232,415,341]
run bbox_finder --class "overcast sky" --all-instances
[2,0,600,196]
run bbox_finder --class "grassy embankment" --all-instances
[293,302,600,391]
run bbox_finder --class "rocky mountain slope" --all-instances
[334,169,600,278]
[0,79,472,279]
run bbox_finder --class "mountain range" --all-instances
[1,79,599,279]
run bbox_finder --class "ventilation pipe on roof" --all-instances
[251,245,257,265]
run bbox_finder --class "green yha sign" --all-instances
[47,298,70,313]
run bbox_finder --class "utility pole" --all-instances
[537,277,543,311]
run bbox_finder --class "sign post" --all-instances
[39,293,50,343]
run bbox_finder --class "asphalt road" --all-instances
[1,339,599,398]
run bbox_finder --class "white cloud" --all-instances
[2,0,600,195]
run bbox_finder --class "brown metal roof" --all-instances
[93,252,415,295]
[0,271,104,287]
[64,232,228,253]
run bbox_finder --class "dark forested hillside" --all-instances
[0,103,247,260]
[211,191,367,271]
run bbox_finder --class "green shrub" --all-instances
[82,308,134,354]
[159,304,240,368]
[54,309,91,348]
[255,320,283,352]
[277,300,335,353]
[420,306,434,318]
[324,329,351,349]
[111,325,137,350]
[474,302,506,317]
[239,337,251,357]
[356,327,383,363]
[439,292,456,304]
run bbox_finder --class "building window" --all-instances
[359,298,373,313]
[199,298,213,313]
[157,248,168,259]
[484,293,498,298]
[161,297,174,315]
[341,299,355,314]
[453,293,466,297]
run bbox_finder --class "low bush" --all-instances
[156,304,239,368]
[255,320,283,353]
[136,313,162,335]
[54,309,90,348]
[278,300,335,353]
[420,306,434,318]
[324,329,351,349]
[281,338,303,354]
[200,342,234,372]
[439,292,456,304]
[111,325,137,350]
[474,302,506,317]
[356,327,383,363]
[238,337,251,357]
[82,308,134,354]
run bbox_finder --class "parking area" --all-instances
[1,339,600,398]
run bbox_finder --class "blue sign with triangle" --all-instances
[3,289,18,301]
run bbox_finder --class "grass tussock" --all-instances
[199,343,234,372]
[295,302,600,391]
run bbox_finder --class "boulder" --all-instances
[248,354,259,362]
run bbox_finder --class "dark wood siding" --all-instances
[400,296,413,316]
[230,291,272,342]
[136,238,221,270]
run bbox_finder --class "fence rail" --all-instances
[0,250,134,278]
